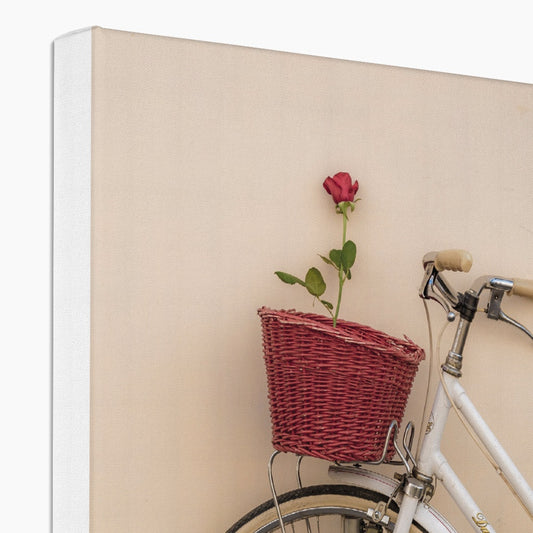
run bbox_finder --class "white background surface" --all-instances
[1,1,532,530]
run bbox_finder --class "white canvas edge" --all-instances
[53,27,92,533]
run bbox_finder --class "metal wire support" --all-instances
[295,456,314,533]
[393,421,417,474]
[334,419,418,475]
[402,421,418,472]
[296,455,304,489]
[267,450,287,533]
[363,419,402,465]
[267,421,418,532]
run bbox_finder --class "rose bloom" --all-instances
[323,172,359,204]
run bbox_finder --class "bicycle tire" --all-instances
[225,484,428,532]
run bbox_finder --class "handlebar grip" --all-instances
[511,278,533,298]
[434,249,473,273]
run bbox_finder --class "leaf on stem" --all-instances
[319,254,338,269]
[328,249,342,269]
[341,240,357,271]
[305,267,326,297]
[321,299,334,310]
[275,271,306,286]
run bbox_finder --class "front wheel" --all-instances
[226,484,428,532]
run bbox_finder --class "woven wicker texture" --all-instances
[259,307,425,463]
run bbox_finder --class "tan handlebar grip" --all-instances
[434,249,473,273]
[511,278,533,298]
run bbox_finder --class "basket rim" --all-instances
[258,306,425,363]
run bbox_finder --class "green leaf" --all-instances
[319,254,338,269]
[329,249,342,269]
[346,270,352,280]
[305,267,326,297]
[275,271,305,286]
[321,299,334,310]
[341,240,357,271]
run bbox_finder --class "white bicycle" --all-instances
[226,250,533,532]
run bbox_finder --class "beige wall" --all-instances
[90,27,533,531]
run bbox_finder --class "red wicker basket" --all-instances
[258,307,425,463]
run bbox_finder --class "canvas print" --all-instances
[54,26,533,532]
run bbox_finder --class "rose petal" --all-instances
[324,172,358,204]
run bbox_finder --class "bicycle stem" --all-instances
[442,315,472,378]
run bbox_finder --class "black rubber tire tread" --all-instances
[225,484,428,532]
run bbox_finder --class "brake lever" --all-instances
[499,310,533,341]
[419,264,457,322]
[485,287,533,341]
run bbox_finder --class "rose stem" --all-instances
[333,206,348,327]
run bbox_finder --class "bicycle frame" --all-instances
[266,252,533,533]
[393,370,533,533]
[329,369,533,532]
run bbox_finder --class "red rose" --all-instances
[323,172,359,204]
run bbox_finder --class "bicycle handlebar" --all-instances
[421,249,533,339]
[434,249,473,273]
[510,278,533,299]
[423,250,533,300]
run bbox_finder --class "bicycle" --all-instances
[225,249,533,532]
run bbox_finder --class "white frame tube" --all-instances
[394,493,422,532]
[448,377,533,511]
[435,455,496,533]
[415,372,533,532]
